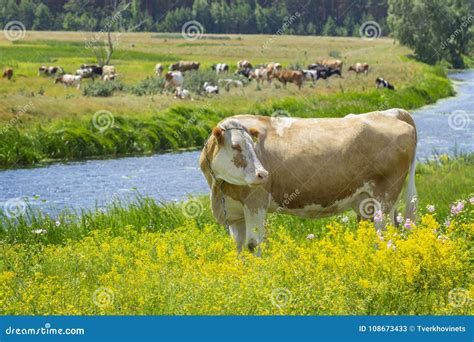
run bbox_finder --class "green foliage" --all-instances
[182,70,218,94]
[388,0,473,68]
[128,76,164,96]
[82,80,124,97]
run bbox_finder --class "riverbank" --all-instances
[0,33,456,169]
[1,155,472,315]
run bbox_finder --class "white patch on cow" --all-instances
[271,117,296,137]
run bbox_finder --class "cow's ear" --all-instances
[249,127,260,141]
[212,126,225,144]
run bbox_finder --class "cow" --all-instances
[199,108,418,253]
[102,65,116,76]
[265,62,282,85]
[218,79,244,90]
[302,69,318,86]
[249,67,268,85]
[164,71,184,91]
[348,63,369,75]
[174,86,192,100]
[203,82,219,94]
[38,66,64,77]
[273,69,304,89]
[102,74,118,81]
[212,63,229,74]
[235,67,252,78]
[2,68,13,80]
[55,74,82,89]
[376,77,395,90]
[155,63,164,77]
[308,63,324,70]
[318,58,343,71]
[77,64,103,79]
[316,67,342,80]
[237,60,252,70]
[169,61,200,72]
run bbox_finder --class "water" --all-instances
[1,71,473,215]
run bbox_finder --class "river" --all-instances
[1,70,472,215]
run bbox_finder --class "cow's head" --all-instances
[208,120,268,186]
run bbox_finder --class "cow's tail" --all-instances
[405,138,417,222]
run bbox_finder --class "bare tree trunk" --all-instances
[105,28,114,66]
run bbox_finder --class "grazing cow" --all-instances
[199,108,418,253]
[376,77,395,90]
[55,74,82,89]
[77,64,103,79]
[164,71,184,91]
[308,63,324,70]
[302,69,318,85]
[169,61,200,72]
[316,67,342,80]
[235,67,252,78]
[274,69,304,89]
[348,63,369,75]
[265,62,282,84]
[174,86,191,100]
[203,82,219,94]
[237,60,252,70]
[38,66,64,77]
[102,65,116,76]
[249,67,269,85]
[318,58,343,71]
[212,63,229,74]
[102,74,118,81]
[155,63,164,76]
[2,68,13,80]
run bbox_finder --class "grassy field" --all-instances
[0,155,473,315]
[0,32,454,168]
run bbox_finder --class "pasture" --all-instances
[0,32,453,168]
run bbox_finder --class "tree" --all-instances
[19,0,36,29]
[33,4,53,30]
[388,0,473,68]
[322,16,338,36]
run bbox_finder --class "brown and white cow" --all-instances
[155,63,164,76]
[164,71,184,91]
[2,68,13,80]
[273,69,304,89]
[38,65,64,77]
[169,61,200,72]
[55,74,82,89]
[200,109,418,253]
[318,58,343,71]
[348,63,369,75]
[237,60,252,70]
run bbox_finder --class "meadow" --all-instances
[0,32,454,168]
[0,155,472,315]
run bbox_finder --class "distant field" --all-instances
[0,32,453,167]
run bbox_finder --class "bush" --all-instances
[82,80,124,97]
[128,76,165,96]
[183,70,218,94]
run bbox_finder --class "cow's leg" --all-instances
[243,206,266,254]
[229,220,246,253]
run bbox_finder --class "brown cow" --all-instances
[348,63,369,75]
[274,69,304,89]
[200,109,417,253]
[169,61,200,72]
[2,68,13,80]
[318,58,343,71]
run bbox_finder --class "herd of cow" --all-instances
[1,57,395,96]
